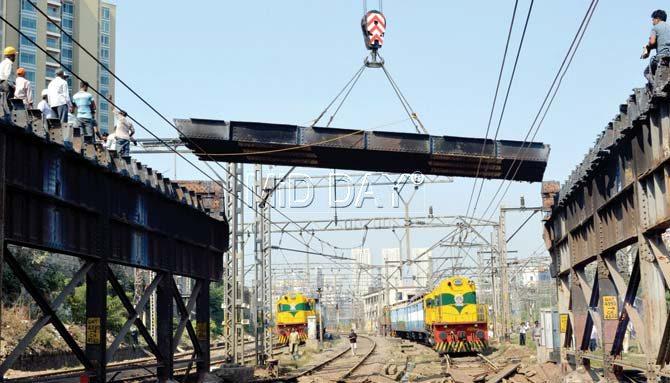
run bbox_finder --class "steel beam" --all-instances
[196,278,211,377]
[107,267,162,363]
[175,118,550,182]
[0,260,92,376]
[3,248,93,370]
[156,272,175,381]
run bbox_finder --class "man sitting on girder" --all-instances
[642,9,670,85]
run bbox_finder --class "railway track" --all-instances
[282,334,376,383]
[4,339,281,383]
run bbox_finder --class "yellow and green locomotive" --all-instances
[387,276,488,353]
[275,292,316,345]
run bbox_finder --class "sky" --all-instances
[112,1,664,281]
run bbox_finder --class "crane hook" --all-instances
[361,10,386,68]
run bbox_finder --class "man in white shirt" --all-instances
[14,68,33,108]
[102,132,117,151]
[37,89,55,128]
[114,110,135,158]
[47,68,72,123]
[0,46,17,108]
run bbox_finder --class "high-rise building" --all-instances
[0,0,116,132]
[410,248,432,288]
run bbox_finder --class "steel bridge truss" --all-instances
[0,104,227,382]
[543,65,670,380]
[175,118,550,182]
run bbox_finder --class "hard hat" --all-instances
[3,46,17,56]
[16,67,25,76]
[41,89,48,97]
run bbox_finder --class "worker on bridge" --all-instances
[114,110,135,159]
[72,81,100,143]
[47,68,72,124]
[14,68,33,108]
[642,10,670,84]
[0,46,17,113]
[37,89,54,127]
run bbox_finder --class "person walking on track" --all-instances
[519,322,528,346]
[288,329,300,360]
[349,328,358,356]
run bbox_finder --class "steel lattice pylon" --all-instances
[223,163,246,364]
[253,164,273,365]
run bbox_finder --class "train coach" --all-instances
[387,276,489,354]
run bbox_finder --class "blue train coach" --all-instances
[389,294,428,342]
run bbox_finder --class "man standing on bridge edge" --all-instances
[349,328,358,356]
[642,9,670,84]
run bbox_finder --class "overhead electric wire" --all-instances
[25,1,382,263]
[472,0,535,215]
[478,0,599,222]
[22,0,434,280]
[24,1,375,264]
[469,0,534,217]
[465,0,520,217]
[10,9,354,266]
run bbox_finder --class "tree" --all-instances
[66,285,128,334]
[210,282,224,336]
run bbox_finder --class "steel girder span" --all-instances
[0,102,228,382]
[542,64,670,380]
[175,119,550,182]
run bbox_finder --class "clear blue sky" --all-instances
[113,1,662,275]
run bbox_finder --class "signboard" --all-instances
[559,314,568,333]
[86,317,101,344]
[603,296,618,320]
[196,322,208,341]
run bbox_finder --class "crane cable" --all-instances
[23,1,369,260]
[12,8,358,265]
[378,57,428,134]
